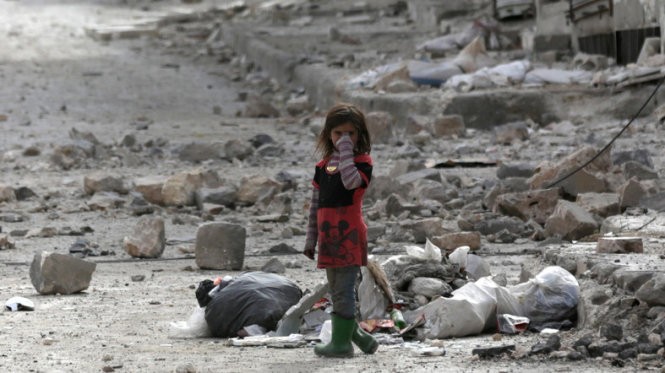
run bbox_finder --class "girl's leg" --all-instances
[327,266,359,319]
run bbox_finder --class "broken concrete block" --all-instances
[405,115,431,135]
[195,222,246,270]
[430,231,481,252]
[83,172,127,195]
[558,168,607,197]
[30,251,96,295]
[431,115,465,138]
[496,163,536,179]
[612,149,654,169]
[596,237,643,254]
[87,192,125,211]
[494,188,560,225]
[619,179,647,210]
[224,139,254,161]
[408,277,452,298]
[530,146,612,189]
[483,177,529,210]
[365,111,395,144]
[286,95,312,116]
[0,234,15,250]
[162,171,204,206]
[400,218,450,243]
[244,95,280,118]
[236,176,282,206]
[177,142,221,163]
[493,121,529,145]
[85,23,159,42]
[134,176,167,205]
[195,186,238,210]
[622,161,659,180]
[0,184,16,203]
[576,193,620,218]
[123,217,165,258]
[636,274,665,307]
[544,200,598,241]
[261,258,286,274]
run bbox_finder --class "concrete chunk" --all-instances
[619,179,647,210]
[30,251,96,295]
[134,175,167,205]
[576,193,620,218]
[494,188,560,225]
[0,184,16,203]
[430,231,481,252]
[400,217,449,243]
[365,111,394,144]
[636,274,665,307]
[544,200,598,240]
[431,114,465,138]
[123,217,166,258]
[195,222,246,270]
[84,172,127,195]
[596,237,643,254]
[162,170,204,206]
[237,176,282,206]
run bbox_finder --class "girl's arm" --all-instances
[303,187,319,259]
[336,134,363,190]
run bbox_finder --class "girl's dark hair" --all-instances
[315,103,371,159]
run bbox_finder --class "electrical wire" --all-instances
[546,76,665,188]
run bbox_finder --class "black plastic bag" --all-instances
[204,271,302,338]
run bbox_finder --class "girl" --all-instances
[303,103,377,358]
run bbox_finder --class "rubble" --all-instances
[544,200,598,241]
[123,217,166,258]
[29,251,96,295]
[195,222,245,270]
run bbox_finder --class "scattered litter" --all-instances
[5,297,35,312]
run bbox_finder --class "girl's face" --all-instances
[330,122,358,149]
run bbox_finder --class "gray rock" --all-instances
[395,168,441,185]
[285,95,311,116]
[162,171,205,206]
[400,217,449,243]
[30,251,96,295]
[612,149,653,168]
[622,161,659,180]
[83,172,127,195]
[494,188,560,225]
[87,192,125,211]
[619,179,647,210]
[483,177,529,210]
[134,176,167,205]
[367,224,386,243]
[558,168,608,197]
[415,179,458,204]
[224,139,254,160]
[647,306,665,319]
[430,231,481,252]
[237,176,282,206]
[244,95,279,118]
[195,222,246,270]
[530,334,561,355]
[14,186,37,201]
[493,121,529,145]
[612,270,653,292]
[544,200,598,240]
[431,114,465,137]
[408,277,452,298]
[0,184,15,203]
[405,115,431,135]
[636,274,665,307]
[0,234,15,250]
[195,186,238,209]
[269,243,298,254]
[365,111,395,144]
[597,237,643,254]
[576,193,620,218]
[496,163,536,179]
[639,192,665,212]
[475,216,526,236]
[385,193,420,217]
[261,258,286,274]
[177,142,221,162]
[250,133,274,148]
[256,143,284,158]
[601,323,623,341]
[123,217,165,258]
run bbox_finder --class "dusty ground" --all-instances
[0,1,657,372]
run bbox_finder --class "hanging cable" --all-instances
[546,76,665,188]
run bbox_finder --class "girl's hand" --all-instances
[303,242,315,260]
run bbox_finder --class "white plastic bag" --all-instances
[508,266,580,327]
[404,238,442,262]
[319,320,332,344]
[169,307,211,339]
[448,246,470,269]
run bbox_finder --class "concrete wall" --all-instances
[613,0,660,31]
[408,0,490,31]
[535,0,570,36]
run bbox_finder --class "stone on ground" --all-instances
[236,176,282,206]
[134,176,167,205]
[195,222,246,270]
[30,251,96,295]
[544,200,598,240]
[162,170,205,206]
[261,257,286,274]
[596,237,643,254]
[431,114,465,137]
[619,179,647,210]
[430,231,481,252]
[0,184,16,202]
[636,274,665,307]
[494,188,560,225]
[576,192,620,217]
[123,217,166,258]
[365,111,394,144]
[408,277,452,298]
[84,172,127,195]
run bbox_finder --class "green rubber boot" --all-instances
[314,314,355,358]
[352,322,378,354]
